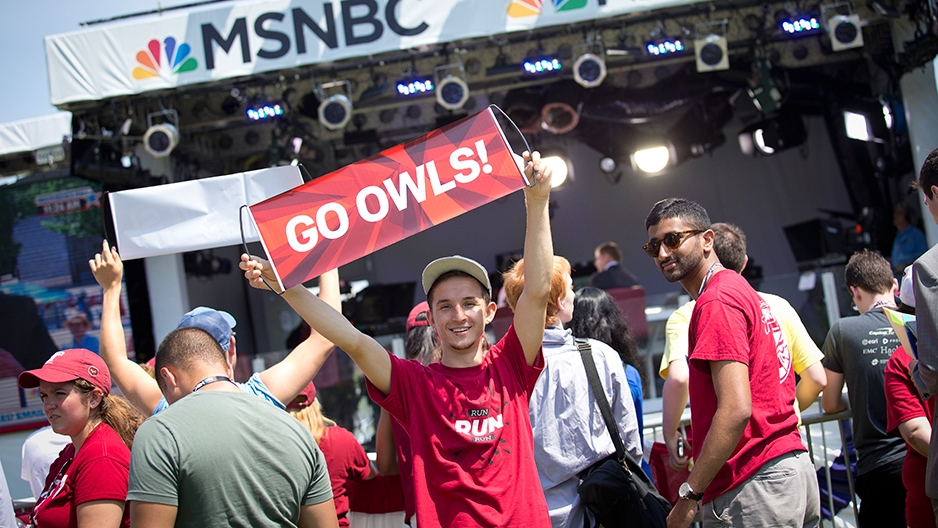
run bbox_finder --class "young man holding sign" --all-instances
[241,152,552,527]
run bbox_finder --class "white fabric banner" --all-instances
[0,113,71,156]
[108,165,303,260]
[45,0,706,105]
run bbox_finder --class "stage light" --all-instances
[542,155,572,188]
[246,103,284,121]
[631,145,674,174]
[523,56,562,75]
[143,123,179,158]
[315,81,353,131]
[695,35,728,72]
[844,111,872,141]
[694,20,729,72]
[540,81,583,135]
[435,63,470,111]
[747,60,782,114]
[396,78,434,96]
[738,114,807,156]
[879,94,906,133]
[781,17,821,34]
[572,41,607,88]
[823,10,864,51]
[645,39,685,57]
[599,157,617,173]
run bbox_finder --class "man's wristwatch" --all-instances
[678,482,704,502]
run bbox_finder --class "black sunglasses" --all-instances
[642,230,704,257]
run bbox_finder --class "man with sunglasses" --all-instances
[658,223,827,470]
[644,198,818,528]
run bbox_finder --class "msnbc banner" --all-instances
[45,0,711,105]
[250,106,525,290]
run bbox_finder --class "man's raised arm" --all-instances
[257,268,340,405]
[510,151,554,366]
[241,256,392,394]
[90,241,162,415]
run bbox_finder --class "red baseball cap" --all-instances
[406,301,430,332]
[287,382,317,410]
[18,349,111,395]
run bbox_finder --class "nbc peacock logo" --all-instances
[132,37,198,80]
[507,0,588,18]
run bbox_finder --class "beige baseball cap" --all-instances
[422,255,492,297]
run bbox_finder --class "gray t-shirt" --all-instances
[128,390,332,527]
[821,309,906,475]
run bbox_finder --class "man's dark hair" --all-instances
[712,222,747,273]
[426,270,491,307]
[155,327,227,392]
[644,197,712,231]
[595,242,623,263]
[918,147,938,199]
[844,249,895,295]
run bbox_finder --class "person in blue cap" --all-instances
[89,240,341,415]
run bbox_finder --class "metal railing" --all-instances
[641,405,858,527]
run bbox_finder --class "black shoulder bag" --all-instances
[575,338,672,528]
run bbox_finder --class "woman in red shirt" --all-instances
[288,382,375,528]
[18,348,143,528]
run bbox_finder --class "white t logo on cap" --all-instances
[45,351,65,365]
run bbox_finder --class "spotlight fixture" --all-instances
[599,157,617,174]
[843,111,873,141]
[822,4,864,51]
[523,56,562,75]
[142,109,180,158]
[396,77,435,96]
[572,41,607,88]
[538,149,574,188]
[828,14,864,50]
[540,81,583,135]
[434,62,470,111]
[630,144,676,174]
[315,80,353,131]
[694,20,729,73]
[738,114,807,156]
[879,94,906,134]
[246,103,284,121]
[842,101,890,142]
[645,39,685,57]
[781,16,821,34]
[747,60,782,115]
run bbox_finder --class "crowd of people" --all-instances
[6,146,938,528]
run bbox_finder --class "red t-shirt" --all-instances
[32,423,131,528]
[390,416,416,521]
[367,325,549,528]
[688,271,805,502]
[319,425,373,528]
[885,347,937,528]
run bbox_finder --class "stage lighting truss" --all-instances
[694,20,729,72]
[434,62,470,111]
[314,80,353,131]
[143,108,180,158]
[572,41,607,88]
[821,3,864,51]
